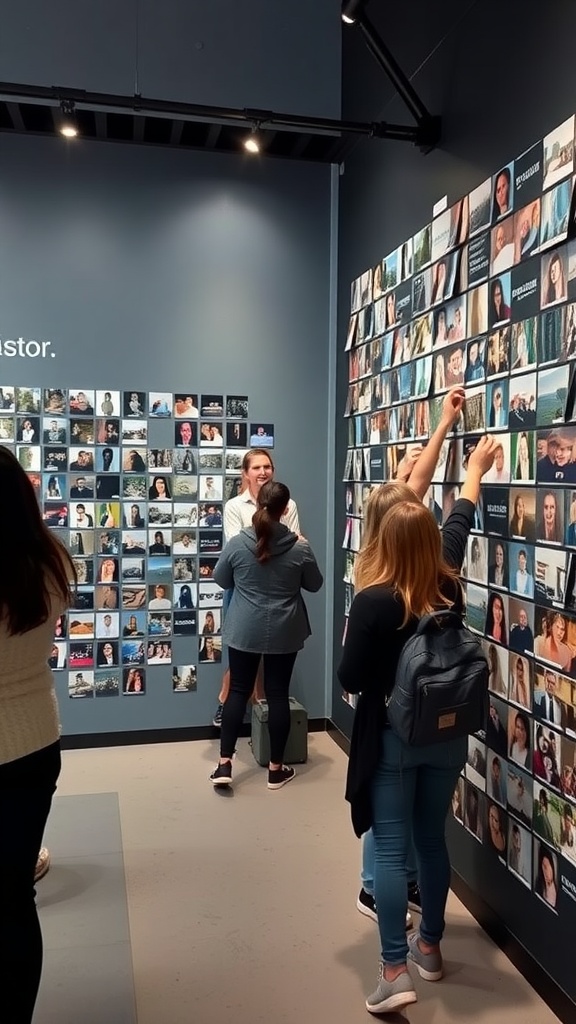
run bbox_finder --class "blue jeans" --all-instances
[361,828,418,895]
[371,728,466,965]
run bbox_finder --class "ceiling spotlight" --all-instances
[243,126,260,154]
[341,0,368,24]
[59,99,78,138]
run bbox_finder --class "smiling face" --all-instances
[495,544,504,567]
[496,172,509,213]
[244,454,273,496]
[554,437,573,467]
[541,495,553,528]
[493,596,503,624]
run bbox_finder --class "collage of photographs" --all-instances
[0,388,266,700]
[344,114,576,917]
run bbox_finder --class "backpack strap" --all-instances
[416,610,462,634]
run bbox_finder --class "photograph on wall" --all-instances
[493,163,514,223]
[469,177,492,237]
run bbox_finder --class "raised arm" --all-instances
[442,435,498,570]
[460,435,498,504]
[404,387,465,499]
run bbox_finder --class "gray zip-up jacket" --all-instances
[213,524,323,654]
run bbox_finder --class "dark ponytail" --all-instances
[253,481,291,564]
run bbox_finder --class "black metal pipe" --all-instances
[356,13,433,127]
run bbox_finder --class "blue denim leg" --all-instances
[371,729,466,965]
[412,737,467,947]
[361,827,418,896]
[361,829,375,895]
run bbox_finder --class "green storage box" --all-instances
[251,697,308,766]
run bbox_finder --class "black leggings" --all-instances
[0,741,61,1024]
[221,649,298,764]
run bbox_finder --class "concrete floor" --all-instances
[35,733,562,1023]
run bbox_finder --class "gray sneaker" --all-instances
[365,964,417,1014]
[407,931,443,981]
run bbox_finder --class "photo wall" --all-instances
[0,387,274,703]
[344,114,576,919]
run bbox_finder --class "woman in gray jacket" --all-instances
[210,481,323,790]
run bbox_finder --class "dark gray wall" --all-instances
[333,0,576,1005]
[0,133,334,734]
[0,0,342,118]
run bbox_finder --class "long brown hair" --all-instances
[354,482,418,590]
[252,481,290,564]
[0,445,76,634]
[356,501,460,626]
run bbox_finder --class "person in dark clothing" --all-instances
[211,481,322,790]
[338,436,496,1015]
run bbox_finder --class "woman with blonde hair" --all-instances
[339,437,496,1014]
[0,446,76,1023]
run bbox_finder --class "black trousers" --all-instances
[0,741,61,1024]
[221,649,298,765]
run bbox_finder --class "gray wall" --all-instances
[0,133,334,734]
[333,0,576,1004]
[0,0,342,118]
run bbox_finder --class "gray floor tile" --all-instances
[44,792,123,858]
[38,853,131,949]
[35,941,136,1024]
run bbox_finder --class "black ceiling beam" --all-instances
[0,80,427,148]
[342,3,441,153]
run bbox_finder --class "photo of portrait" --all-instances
[488,538,508,590]
[123,667,145,694]
[483,646,508,704]
[533,841,559,912]
[123,391,146,418]
[492,163,514,222]
[532,785,563,848]
[506,703,530,769]
[514,199,540,261]
[0,417,14,442]
[15,415,40,444]
[506,764,532,828]
[489,275,511,327]
[486,380,508,431]
[536,487,565,545]
[96,390,120,417]
[466,535,488,584]
[534,720,562,792]
[43,473,66,501]
[486,747,507,806]
[69,390,94,416]
[537,427,576,484]
[41,389,66,417]
[249,423,275,448]
[510,431,535,483]
[464,781,484,843]
[511,317,538,373]
[485,591,508,646]
[486,328,510,378]
[484,434,510,485]
[507,819,531,886]
[486,800,508,859]
[541,248,568,310]
[199,422,223,447]
[490,216,516,277]
[96,611,120,638]
[174,394,199,418]
[534,608,575,673]
[0,385,15,412]
[41,415,66,445]
[198,635,222,663]
[465,735,487,789]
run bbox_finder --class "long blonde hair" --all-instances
[356,501,460,627]
[354,482,418,589]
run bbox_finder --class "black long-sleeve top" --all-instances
[338,498,475,837]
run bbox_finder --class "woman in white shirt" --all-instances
[0,445,76,1023]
